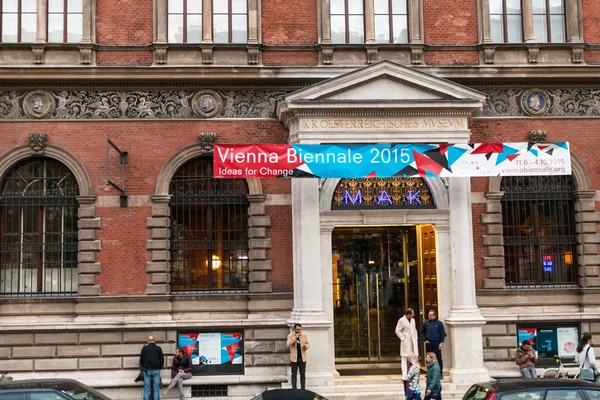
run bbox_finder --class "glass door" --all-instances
[332,226,420,362]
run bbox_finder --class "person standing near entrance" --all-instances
[287,323,311,390]
[139,335,164,400]
[395,308,419,380]
[420,310,446,372]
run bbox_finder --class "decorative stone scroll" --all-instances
[0,90,286,120]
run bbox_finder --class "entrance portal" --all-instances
[332,225,437,364]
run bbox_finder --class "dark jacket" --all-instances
[515,346,537,368]
[140,343,164,371]
[171,353,193,379]
[426,362,442,390]
[420,319,446,343]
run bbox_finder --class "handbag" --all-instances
[427,386,442,400]
[580,346,595,381]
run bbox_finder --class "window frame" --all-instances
[0,0,38,43]
[167,0,203,44]
[500,175,578,288]
[532,0,566,43]
[489,0,524,43]
[331,0,366,44]
[212,0,248,44]
[47,0,83,43]
[373,0,409,44]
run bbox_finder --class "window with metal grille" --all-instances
[169,158,249,293]
[501,175,577,287]
[191,384,228,397]
[0,158,79,297]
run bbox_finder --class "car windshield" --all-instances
[53,380,111,400]
[464,385,492,400]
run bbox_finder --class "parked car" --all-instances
[251,388,329,400]
[0,378,111,400]
[463,378,600,400]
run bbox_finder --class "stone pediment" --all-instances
[281,60,486,104]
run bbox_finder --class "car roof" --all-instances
[0,378,81,388]
[474,379,600,391]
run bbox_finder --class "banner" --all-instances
[213,142,571,178]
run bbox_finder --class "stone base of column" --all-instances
[446,309,491,384]
[287,315,336,389]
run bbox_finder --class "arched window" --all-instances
[501,175,577,287]
[331,177,435,210]
[0,159,80,296]
[169,158,249,293]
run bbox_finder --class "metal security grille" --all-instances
[169,158,249,293]
[0,159,79,297]
[501,175,577,287]
[191,384,228,397]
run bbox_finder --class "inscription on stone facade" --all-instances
[302,118,466,130]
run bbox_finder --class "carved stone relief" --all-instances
[0,90,287,120]
[28,133,48,152]
[484,88,600,117]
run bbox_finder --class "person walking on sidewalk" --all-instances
[420,310,446,372]
[162,347,193,400]
[405,357,422,400]
[140,335,164,400]
[425,352,442,400]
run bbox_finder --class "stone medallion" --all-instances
[23,90,55,119]
[192,90,222,118]
[520,89,550,116]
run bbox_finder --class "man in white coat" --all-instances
[395,308,419,380]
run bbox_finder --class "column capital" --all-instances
[485,191,504,202]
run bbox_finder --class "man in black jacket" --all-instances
[140,335,164,400]
[420,310,446,372]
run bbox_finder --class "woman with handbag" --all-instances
[425,352,442,400]
[576,332,598,381]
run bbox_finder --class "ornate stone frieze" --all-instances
[483,88,600,117]
[0,90,286,120]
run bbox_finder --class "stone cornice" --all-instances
[2,65,600,88]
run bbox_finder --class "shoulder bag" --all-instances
[580,346,595,381]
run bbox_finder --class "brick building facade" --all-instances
[0,0,599,398]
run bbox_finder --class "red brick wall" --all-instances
[0,121,293,296]
[261,0,318,45]
[423,0,478,45]
[96,0,152,45]
[469,118,600,288]
[425,51,479,65]
[582,0,600,43]
[96,51,153,66]
[262,51,319,66]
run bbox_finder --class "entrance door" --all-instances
[332,226,420,362]
[420,224,438,312]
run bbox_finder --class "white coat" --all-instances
[395,315,419,358]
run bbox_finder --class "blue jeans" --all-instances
[520,366,537,379]
[143,369,161,400]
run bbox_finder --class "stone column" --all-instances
[289,179,334,388]
[82,0,93,43]
[364,0,375,44]
[36,0,48,43]
[320,225,338,377]
[408,0,423,44]
[445,177,490,383]
[480,0,493,43]
[321,0,332,44]
[203,0,213,42]
[435,223,453,373]
[156,0,168,43]
[565,0,582,43]
[522,0,535,43]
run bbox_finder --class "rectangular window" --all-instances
[374,0,408,44]
[533,0,565,43]
[213,0,247,44]
[48,0,83,43]
[331,0,364,44]
[1,0,37,43]
[168,0,202,43]
[489,0,522,43]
